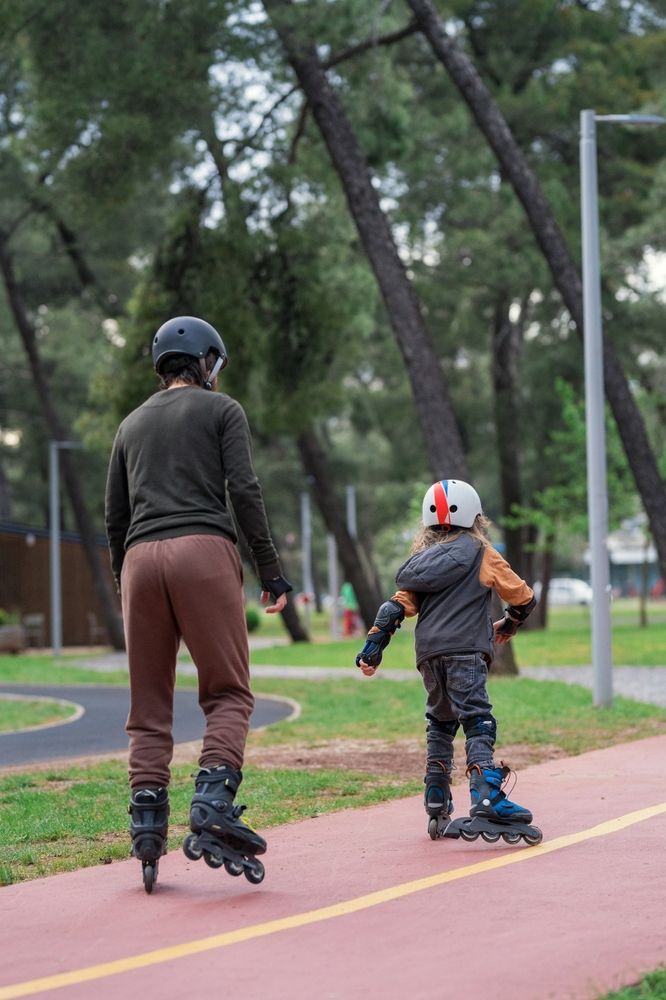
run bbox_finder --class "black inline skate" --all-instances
[424,770,454,840]
[444,763,542,846]
[182,766,266,884]
[129,787,169,894]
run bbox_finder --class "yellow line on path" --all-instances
[2,802,666,999]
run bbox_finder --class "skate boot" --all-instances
[444,764,543,846]
[182,766,267,884]
[128,787,169,894]
[424,770,454,840]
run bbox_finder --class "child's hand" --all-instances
[355,638,382,673]
[493,616,517,644]
[357,658,378,677]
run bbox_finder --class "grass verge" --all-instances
[0,696,77,732]
[247,606,666,670]
[0,760,416,886]
[600,969,666,999]
[1,675,665,885]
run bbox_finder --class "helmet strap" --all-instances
[203,355,224,390]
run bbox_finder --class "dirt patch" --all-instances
[0,741,204,777]
[245,738,568,784]
[0,738,569,780]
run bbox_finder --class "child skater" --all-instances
[355,479,542,845]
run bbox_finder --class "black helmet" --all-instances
[152,316,228,374]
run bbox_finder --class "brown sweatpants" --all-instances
[120,534,253,789]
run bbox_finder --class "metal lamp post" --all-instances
[49,440,81,656]
[579,110,666,707]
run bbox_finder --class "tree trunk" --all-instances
[203,119,311,644]
[489,591,518,676]
[489,298,529,669]
[406,0,666,583]
[297,428,384,628]
[0,238,125,651]
[520,523,541,631]
[639,534,650,629]
[0,456,12,520]
[279,591,311,642]
[536,534,556,629]
[263,0,468,481]
[234,514,310,642]
[491,298,527,579]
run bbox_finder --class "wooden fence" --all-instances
[0,522,118,648]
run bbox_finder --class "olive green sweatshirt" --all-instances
[105,387,281,585]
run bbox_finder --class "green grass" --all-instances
[514,607,666,667]
[246,602,666,669]
[0,759,417,885]
[247,676,666,753]
[2,627,666,997]
[1,674,665,885]
[0,654,131,686]
[600,969,666,999]
[248,623,666,670]
[0,697,77,732]
[1,602,666,888]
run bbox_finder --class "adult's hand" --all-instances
[261,591,288,614]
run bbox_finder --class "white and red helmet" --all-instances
[422,479,482,529]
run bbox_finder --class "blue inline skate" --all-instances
[182,766,266,884]
[444,763,542,846]
[424,769,454,840]
[129,787,169,893]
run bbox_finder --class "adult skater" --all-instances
[105,315,291,891]
[355,479,542,846]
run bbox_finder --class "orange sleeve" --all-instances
[390,589,419,618]
[479,547,534,607]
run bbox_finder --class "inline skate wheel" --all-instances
[203,848,224,869]
[428,818,439,841]
[142,863,155,894]
[460,828,477,842]
[224,859,244,877]
[502,831,522,845]
[244,860,265,885]
[523,830,543,846]
[481,831,501,843]
[183,833,203,860]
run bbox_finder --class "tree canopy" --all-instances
[1,0,665,634]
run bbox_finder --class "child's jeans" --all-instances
[418,652,496,773]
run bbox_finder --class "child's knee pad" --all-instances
[462,715,497,741]
[427,717,460,739]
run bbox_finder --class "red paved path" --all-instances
[1,736,666,1000]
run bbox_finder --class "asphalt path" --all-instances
[0,685,294,768]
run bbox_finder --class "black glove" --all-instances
[355,599,405,669]
[260,575,293,599]
[495,595,537,639]
[356,636,385,668]
[495,615,520,639]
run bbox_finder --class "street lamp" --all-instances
[579,109,666,707]
[49,440,82,656]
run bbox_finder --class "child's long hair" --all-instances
[410,514,492,554]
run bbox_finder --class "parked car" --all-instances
[533,578,593,606]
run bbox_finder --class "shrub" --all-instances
[245,605,261,633]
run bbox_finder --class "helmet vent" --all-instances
[178,328,185,334]
[430,505,436,513]
[450,505,458,513]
